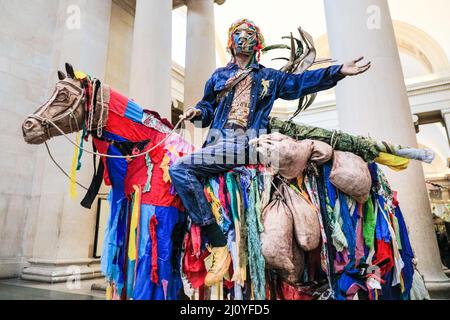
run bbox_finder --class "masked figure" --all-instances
[169,18,370,287]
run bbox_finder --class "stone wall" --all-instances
[0,0,60,278]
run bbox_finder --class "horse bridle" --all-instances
[27,80,86,141]
[26,76,186,192]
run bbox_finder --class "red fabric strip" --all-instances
[109,88,128,117]
[150,214,159,284]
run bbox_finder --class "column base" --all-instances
[444,269,450,278]
[21,258,103,283]
[91,281,107,292]
[0,257,24,279]
[426,279,450,299]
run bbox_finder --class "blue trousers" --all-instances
[169,130,255,226]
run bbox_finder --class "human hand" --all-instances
[340,57,371,76]
[180,108,201,121]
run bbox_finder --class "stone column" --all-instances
[129,0,172,121]
[324,0,450,298]
[0,0,61,279]
[184,0,217,146]
[21,0,112,283]
[441,108,450,143]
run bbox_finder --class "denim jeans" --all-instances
[169,129,256,226]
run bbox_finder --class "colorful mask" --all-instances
[227,19,265,61]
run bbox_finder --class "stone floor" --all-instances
[1,275,449,300]
[0,278,106,300]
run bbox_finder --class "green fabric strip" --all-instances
[363,198,377,250]
[226,173,240,223]
[76,124,87,171]
[393,215,402,251]
[254,176,264,233]
[143,153,153,193]
[245,170,265,299]
[236,175,248,270]
[331,196,348,252]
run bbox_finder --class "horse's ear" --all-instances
[57,70,66,80]
[65,63,75,79]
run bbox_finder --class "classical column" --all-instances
[0,0,61,279]
[324,0,450,298]
[184,0,217,146]
[129,0,172,120]
[441,108,450,143]
[21,0,112,283]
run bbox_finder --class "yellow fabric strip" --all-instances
[69,132,81,200]
[160,153,172,184]
[374,152,409,171]
[207,187,222,224]
[106,283,112,300]
[168,145,180,158]
[74,71,87,80]
[400,274,405,293]
[128,185,141,261]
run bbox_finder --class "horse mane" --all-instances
[76,71,174,136]
[73,72,193,211]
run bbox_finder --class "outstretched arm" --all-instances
[276,57,371,100]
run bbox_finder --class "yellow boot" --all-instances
[204,246,231,287]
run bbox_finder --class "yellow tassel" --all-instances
[74,71,87,80]
[69,132,80,200]
[128,185,141,261]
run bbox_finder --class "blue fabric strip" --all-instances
[324,163,336,208]
[125,99,144,123]
[133,205,181,300]
[395,206,414,299]
[339,192,356,262]
[375,196,392,242]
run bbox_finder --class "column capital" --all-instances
[176,0,225,8]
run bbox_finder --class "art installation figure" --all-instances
[21,19,433,300]
[171,19,370,287]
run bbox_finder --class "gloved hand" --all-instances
[179,107,201,121]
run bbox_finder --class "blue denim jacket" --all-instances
[191,63,345,146]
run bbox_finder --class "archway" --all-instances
[314,20,450,75]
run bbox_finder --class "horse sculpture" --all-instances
[22,63,424,300]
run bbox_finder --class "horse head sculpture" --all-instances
[22,62,108,144]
